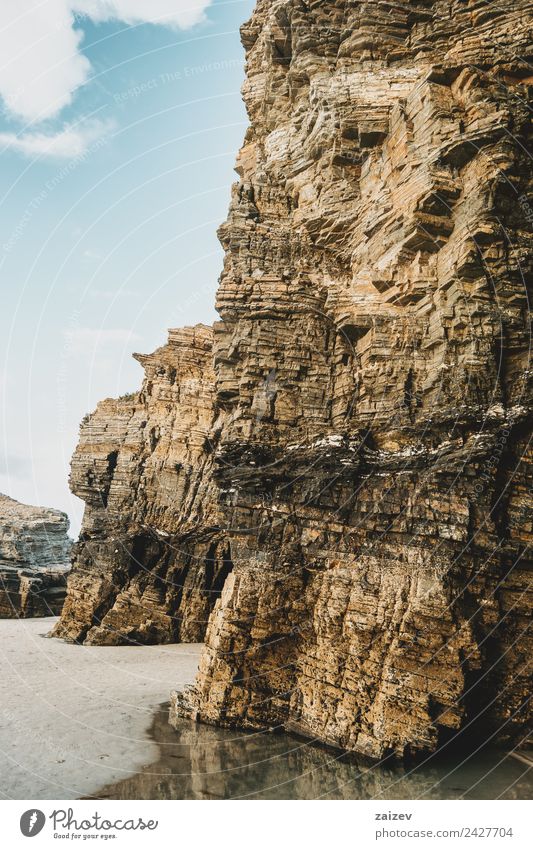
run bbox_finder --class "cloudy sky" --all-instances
[0,0,255,533]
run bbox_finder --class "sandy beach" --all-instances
[0,618,202,800]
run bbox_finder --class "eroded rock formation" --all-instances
[0,494,71,617]
[57,0,532,758]
[52,325,231,645]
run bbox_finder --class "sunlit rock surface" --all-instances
[52,325,231,645]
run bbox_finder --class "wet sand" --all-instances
[2,618,530,801]
[0,617,202,799]
[95,704,532,801]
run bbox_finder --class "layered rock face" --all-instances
[0,495,71,617]
[52,326,232,645]
[58,0,532,757]
[180,0,533,758]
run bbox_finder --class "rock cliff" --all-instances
[0,494,71,617]
[52,325,231,645]
[57,0,532,758]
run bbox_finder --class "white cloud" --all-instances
[73,1,212,28]
[0,1,90,123]
[0,118,111,159]
[0,0,212,124]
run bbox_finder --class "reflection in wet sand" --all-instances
[93,705,532,800]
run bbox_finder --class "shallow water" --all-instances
[92,705,532,800]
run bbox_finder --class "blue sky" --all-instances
[0,0,255,534]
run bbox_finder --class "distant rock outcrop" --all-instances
[0,494,71,617]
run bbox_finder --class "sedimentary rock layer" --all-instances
[58,0,532,758]
[0,494,71,617]
[52,325,231,645]
[178,0,533,758]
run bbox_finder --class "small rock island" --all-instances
[0,494,71,618]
